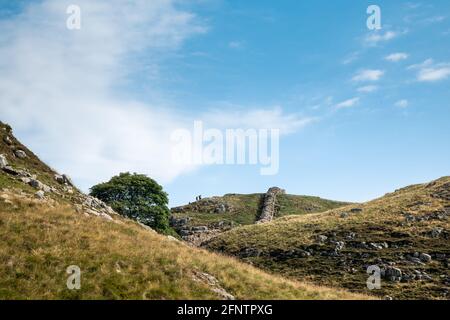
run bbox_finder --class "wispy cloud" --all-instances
[352,69,384,82]
[364,30,401,46]
[342,51,359,65]
[418,67,450,82]
[407,58,434,70]
[357,85,378,93]
[408,59,450,82]
[202,106,315,135]
[0,0,308,191]
[228,41,244,49]
[0,0,208,190]
[385,52,409,62]
[405,2,422,10]
[395,100,409,108]
[423,15,446,24]
[335,97,360,110]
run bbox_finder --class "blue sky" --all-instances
[1,0,449,206]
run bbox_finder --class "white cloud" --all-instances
[364,30,399,45]
[352,69,385,82]
[407,58,434,70]
[405,3,422,10]
[395,100,409,108]
[335,98,360,110]
[228,41,244,49]
[357,85,378,93]
[342,51,359,65]
[385,53,409,62]
[202,106,315,135]
[0,0,309,192]
[408,59,450,82]
[417,66,450,82]
[423,16,446,24]
[0,0,206,191]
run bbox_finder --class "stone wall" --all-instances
[256,187,285,224]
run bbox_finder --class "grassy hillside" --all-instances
[0,193,369,300]
[205,177,450,300]
[171,192,350,228]
[0,121,369,300]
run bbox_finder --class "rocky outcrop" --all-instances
[14,149,27,159]
[54,173,74,186]
[191,270,235,300]
[171,197,233,214]
[0,121,116,222]
[74,195,115,220]
[256,187,285,224]
[181,229,223,247]
[0,154,8,168]
[170,216,233,246]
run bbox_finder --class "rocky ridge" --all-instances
[0,121,117,221]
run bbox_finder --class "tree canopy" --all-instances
[90,172,171,233]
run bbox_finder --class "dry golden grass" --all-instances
[0,194,371,300]
[206,177,450,300]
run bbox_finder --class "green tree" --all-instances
[90,172,171,233]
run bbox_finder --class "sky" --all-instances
[0,0,449,206]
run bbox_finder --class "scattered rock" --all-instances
[383,267,402,282]
[431,182,450,201]
[212,287,235,301]
[214,203,228,214]
[28,179,51,192]
[54,174,65,184]
[99,212,113,221]
[406,255,424,265]
[430,227,443,238]
[2,166,19,175]
[317,235,328,244]
[345,232,356,239]
[14,150,27,159]
[35,190,45,199]
[137,222,155,232]
[77,195,117,220]
[0,193,10,201]
[436,253,447,260]
[0,154,8,168]
[422,273,433,281]
[3,135,12,145]
[29,179,43,189]
[192,271,235,300]
[63,175,72,185]
[192,226,208,232]
[54,174,74,186]
[419,253,432,263]
[340,212,349,218]
[334,241,345,253]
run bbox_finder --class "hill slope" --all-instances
[205,177,450,300]
[0,121,368,300]
[170,190,350,244]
